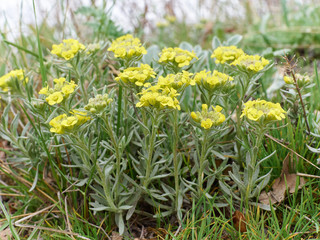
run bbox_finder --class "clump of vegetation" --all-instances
[1,1,320,239]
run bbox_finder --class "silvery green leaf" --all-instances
[179,41,193,52]
[307,144,320,153]
[205,176,216,191]
[29,162,40,192]
[142,45,160,65]
[252,165,260,182]
[154,210,173,218]
[115,213,125,235]
[119,205,132,210]
[229,172,245,193]
[90,206,109,211]
[251,170,272,197]
[225,34,243,46]
[212,36,221,49]
[257,150,277,165]
[148,192,168,201]
[75,178,88,186]
[273,49,291,56]
[150,173,171,180]
[232,162,241,179]
[219,181,232,196]
[205,192,213,199]
[211,150,227,160]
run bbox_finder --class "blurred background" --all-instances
[1,0,320,60]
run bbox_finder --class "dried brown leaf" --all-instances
[259,153,305,205]
[232,210,247,232]
[112,231,123,240]
[0,228,12,239]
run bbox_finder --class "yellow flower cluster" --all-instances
[157,71,195,90]
[283,74,310,86]
[159,47,198,68]
[136,85,180,110]
[0,69,28,92]
[191,104,225,129]
[194,70,234,92]
[49,110,90,134]
[231,55,269,72]
[156,21,170,28]
[39,78,77,106]
[85,43,101,55]
[211,46,244,64]
[156,15,176,28]
[51,39,85,60]
[115,64,156,87]
[241,99,286,122]
[107,34,147,59]
[84,94,113,114]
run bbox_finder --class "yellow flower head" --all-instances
[156,21,169,28]
[49,114,67,134]
[40,78,78,105]
[53,77,66,87]
[84,94,113,114]
[0,69,28,92]
[85,43,101,54]
[165,15,176,23]
[159,47,198,68]
[194,70,234,92]
[231,55,269,72]
[283,74,311,86]
[241,99,286,123]
[51,39,85,60]
[71,110,91,124]
[191,104,225,129]
[49,111,90,134]
[211,46,244,64]
[46,92,64,105]
[157,71,195,91]
[136,85,180,110]
[61,81,77,96]
[107,34,147,59]
[115,64,156,87]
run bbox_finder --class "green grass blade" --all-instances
[0,200,21,240]
[4,40,40,59]
[32,0,47,85]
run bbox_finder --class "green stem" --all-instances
[116,85,123,136]
[172,109,180,212]
[144,110,159,189]
[198,130,209,196]
[104,115,122,201]
[96,163,117,210]
[245,127,265,207]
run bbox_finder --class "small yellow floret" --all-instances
[241,99,286,123]
[191,104,225,129]
[115,64,156,87]
[136,85,180,110]
[194,70,233,92]
[0,69,28,92]
[107,34,147,59]
[231,55,269,72]
[211,46,244,64]
[51,39,85,60]
[46,92,64,105]
[159,47,198,68]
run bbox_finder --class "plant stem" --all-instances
[290,71,310,134]
[245,127,265,207]
[104,115,122,201]
[172,109,180,213]
[144,110,159,189]
[198,130,209,196]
